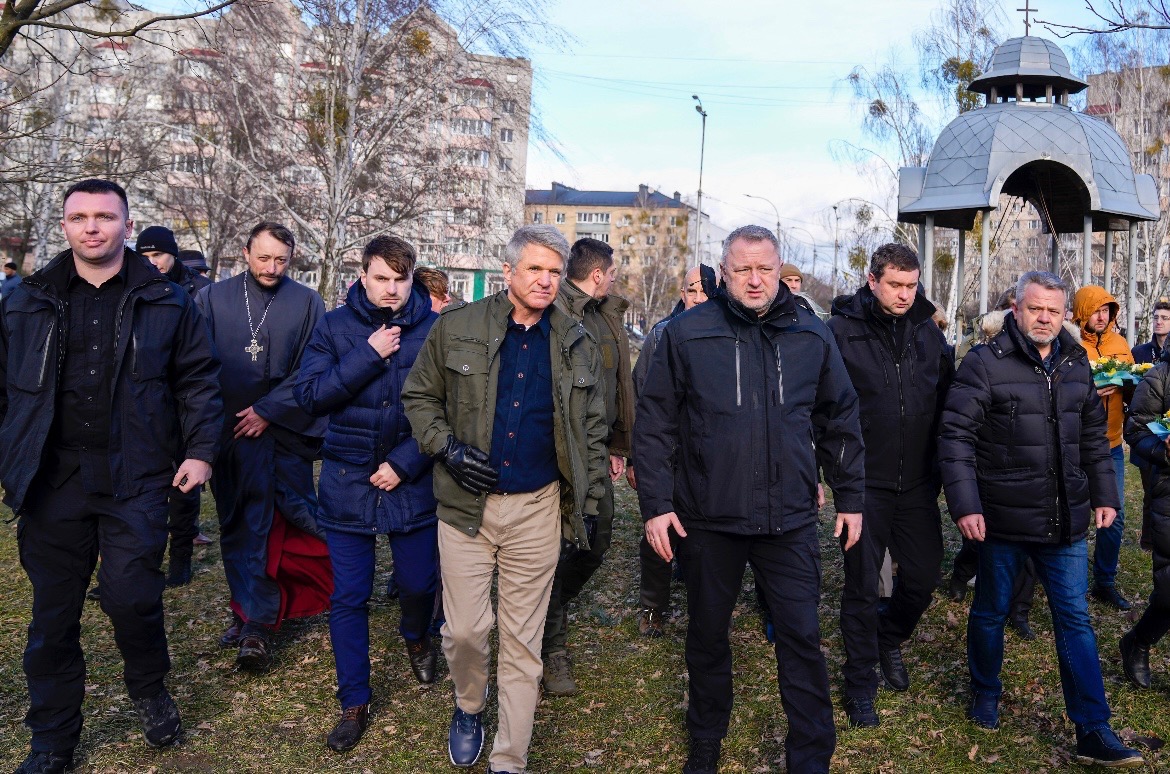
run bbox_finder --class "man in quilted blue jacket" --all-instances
[295,236,439,753]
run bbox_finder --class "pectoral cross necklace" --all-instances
[243,276,277,362]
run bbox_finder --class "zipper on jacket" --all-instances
[37,320,55,389]
[895,360,905,493]
[774,343,785,405]
[735,338,742,407]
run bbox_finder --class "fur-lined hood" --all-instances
[980,309,1081,345]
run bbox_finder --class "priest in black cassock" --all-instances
[195,221,332,671]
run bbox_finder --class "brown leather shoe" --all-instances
[406,636,437,684]
[219,614,244,649]
[639,608,665,638]
[326,703,369,752]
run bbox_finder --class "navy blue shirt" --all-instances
[489,309,559,493]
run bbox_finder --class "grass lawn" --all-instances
[0,470,1164,772]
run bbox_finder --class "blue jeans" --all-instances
[968,538,1110,732]
[1092,445,1126,588]
[324,524,438,707]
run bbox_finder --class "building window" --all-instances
[621,255,630,266]
[485,272,507,295]
[577,212,611,224]
[500,128,513,143]
[452,118,492,136]
[532,211,543,223]
[498,156,511,172]
[451,149,489,167]
[646,235,656,245]
[624,235,636,245]
[555,213,565,223]
[449,271,473,300]
[619,215,632,226]
[670,216,683,227]
[501,99,516,114]
[649,215,659,226]
[171,152,201,173]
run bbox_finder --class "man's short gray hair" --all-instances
[721,225,779,263]
[1016,271,1068,305]
[505,225,570,265]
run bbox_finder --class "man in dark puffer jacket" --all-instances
[827,243,953,724]
[295,236,439,753]
[1119,350,1170,691]
[939,271,1141,768]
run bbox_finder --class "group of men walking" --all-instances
[0,176,1164,773]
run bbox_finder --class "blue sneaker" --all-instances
[448,706,484,768]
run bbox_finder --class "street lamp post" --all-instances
[744,193,781,241]
[783,224,820,278]
[693,95,707,269]
[832,204,841,297]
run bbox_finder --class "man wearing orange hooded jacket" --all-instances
[1073,285,1135,611]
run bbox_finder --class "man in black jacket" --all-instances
[0,179,222,774]
[939,270,1141,768]
[136,225,213,586]
[827,243,953,725]
[637,225,865,774]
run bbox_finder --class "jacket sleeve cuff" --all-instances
[833,494,864,513]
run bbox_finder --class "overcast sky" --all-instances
[524,0,1107,258]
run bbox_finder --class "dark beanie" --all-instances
[136,226,179,257]
[178,249,210,272]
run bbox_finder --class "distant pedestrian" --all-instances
[1,261,22,299]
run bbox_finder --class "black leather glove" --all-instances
[437,435,499,495]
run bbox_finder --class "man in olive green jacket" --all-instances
[542,237,635,696]
[401,225,607,774]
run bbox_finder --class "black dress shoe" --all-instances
[1120,630,1152,689]
[448,706,484,768]
[326,703,369,752]
[879,646,909,691]
[219,614,244,649]
[85,585,101,602]
[1075,727,1144,768]
[406,636,437,684]
[1091,584,1132,611]
[843,695,880,728]
[1008,615,1036,641]
[132,687,182,748]
[236,626,272,672]
[683,736,722,774]
[13,750,74,774]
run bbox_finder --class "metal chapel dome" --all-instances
[898,36,1159,233]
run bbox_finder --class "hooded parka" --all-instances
[295,281,438,535]
[827,285,954,492]
[1072,285,1133,449]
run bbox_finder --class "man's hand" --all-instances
[645,511,687,562]
[609,454,625,482]
[957,513,986,542]
[437,435,499,495]
[835,511,862,551]
[368,325,402,359]
[817,483,826,509]
[233,406,270,439]
[173,459,212,493]
[370,462,402,492]
[625,464,637,491]
[1096,506,1118,529]
[1096,385,1118,398]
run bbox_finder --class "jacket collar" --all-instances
[989,311,1085,367]
[830,283,935,325]
[714,281,798,330]
[29,248,165,297]
[490,290,584,346]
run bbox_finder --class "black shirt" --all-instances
[44,257,128,493]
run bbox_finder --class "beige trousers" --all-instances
[438,480,561,773]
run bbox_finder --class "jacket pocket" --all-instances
[9,312,54,393]
[444,347,488,412]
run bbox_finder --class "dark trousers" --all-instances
[324,524,439,707]
[639,529,680,612]
[952,539,1036,618]
[679,523,834,774]
[839,483,943,698]
[166,484,202,562]
[18,472,171,753]
[542,476,613,656]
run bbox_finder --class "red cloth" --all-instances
[231,508,332,628]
